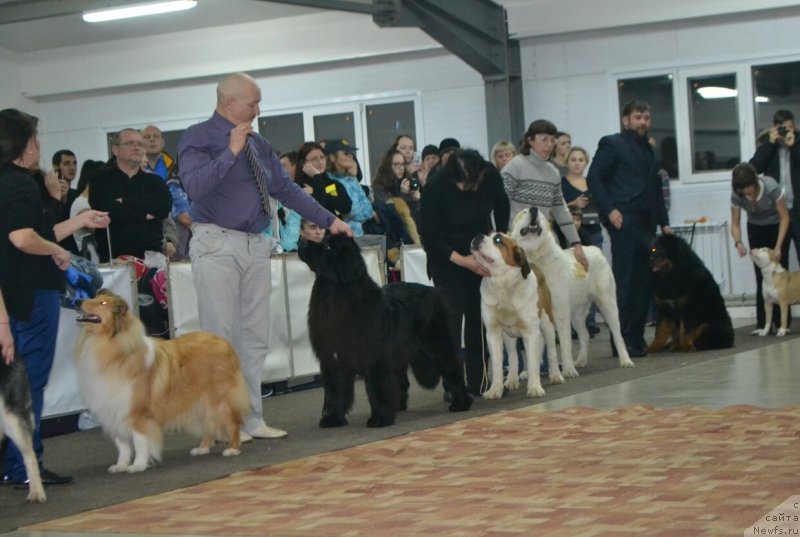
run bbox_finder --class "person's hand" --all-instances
[81,210,110,229]
[458,253,490,277]
[770,126,780,144]
[400,178,411,194]
[608,209,623,230]
[328,218,354,237]
[773,247,782,262]
[736,242,747,258]
[574,195,589,209]
[573,244,589,271]
[661,225,672,235]
[177,212,192,231]
[417,166,429,185]
[406,161,420,175]
[0,323,14,366]
[344,159,358,177]
[44,170,62,200]
[410,190,421,201]
[145,213,155,221]
[58,178,69,198]
[302,184,314,195]
[785,129,795,147]
[229,123,253,156]
[52,249,71,271]
[302,161,323,177]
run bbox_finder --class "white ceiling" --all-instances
[0,0,321,53]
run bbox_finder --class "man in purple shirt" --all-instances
[178,72,351,441]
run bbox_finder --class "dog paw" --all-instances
[619,357,635,368]
[561,366,580,378]
[482,384,504,399]
[519,371,528,380]
[319,415,348,428]
[753,328,770,337]
[574,357,588,368]
[549,373,565,385]
[526,385,546,398]
[366,414,395,428]
[108,464,129,474]
[777,328,788,337]
[448,391,473,412]
[504,375,520,390]
[190,447,210,456]
[27,490,47,503]
[126,464,147,473]
[222,448,241,457]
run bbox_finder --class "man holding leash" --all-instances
[587,100,671,358]
[178,72,351,441]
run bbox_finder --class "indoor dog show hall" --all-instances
[2,1,800,536]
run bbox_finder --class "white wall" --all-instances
[0,49,37,115]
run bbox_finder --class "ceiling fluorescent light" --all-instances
[755,96,770,103]
[83,0,197,23]
[696,86,738,99]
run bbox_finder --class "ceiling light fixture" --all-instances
[696,86,738,99]
[755,96,770,103]
[83,0,197,23]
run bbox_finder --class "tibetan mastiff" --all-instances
[298,234,472,428]
[648,234,734,352]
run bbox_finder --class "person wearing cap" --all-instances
[438,138,461,167]
[502,119,588,271]
[421,144,440,173]
[325,139,375,236]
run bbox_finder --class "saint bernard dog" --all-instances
[511,207,634,370]
[471,232,563,398]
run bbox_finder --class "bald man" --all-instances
[178,72,351,441]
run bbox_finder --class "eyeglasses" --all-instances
[391,162,406,168]
[117,141,144,148]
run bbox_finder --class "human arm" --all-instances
[8,228,71,270]
[178,125,242,201]
[730,206,747,258]
[53,210,110,242]
[0,288,13,365]
[586,136,619,224]
[774,197,790,260]
[749,136,779,174]
[328,217,353,237]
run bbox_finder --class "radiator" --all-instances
[670,222,732,297]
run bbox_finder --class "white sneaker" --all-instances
[248,424,288,439]
[239,430,254,443]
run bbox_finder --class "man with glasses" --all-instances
[89,128,172,261]
[587,100,672,358]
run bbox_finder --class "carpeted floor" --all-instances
[26,404,800,537]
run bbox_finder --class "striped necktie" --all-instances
[243,137,272,217]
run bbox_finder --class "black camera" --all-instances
[777,126,789,137]
[409,178,420,191]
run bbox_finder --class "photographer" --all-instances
[372,147,422,243]
[750,109,800,264]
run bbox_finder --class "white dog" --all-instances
[750,247,800,336]
[471,232,563,398]
[511,207,634,369]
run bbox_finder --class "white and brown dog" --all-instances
[750,247,800,336]
[471,232,563,398]
[511,207,634,370]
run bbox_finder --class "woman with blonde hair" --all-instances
[491,140,516,171]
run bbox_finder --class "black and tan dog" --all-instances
[649,234,734,352]
[0,357,46,502]
[298,234,472,428]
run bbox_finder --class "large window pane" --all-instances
[687,73,740,172]
[313,112,356,150]
[617,75,678,179]
[365,101,416,180]
[752,60,800,141]
[258,113,305,156]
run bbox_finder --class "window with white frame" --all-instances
[687,73,741,173]
[752,60,800,140]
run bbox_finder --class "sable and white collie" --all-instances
[74,290,249,473]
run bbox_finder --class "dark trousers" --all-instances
[2,290,60,481]
[432,266,485,393]
[606,212,656,352]
[748,222,791,329]
[788,205,800,266]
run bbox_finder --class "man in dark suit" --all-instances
[586,100,672,357]
[750,109,800,264]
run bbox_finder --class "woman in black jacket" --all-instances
[294,142,352,218]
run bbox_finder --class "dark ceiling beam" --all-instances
[0,0,137,25]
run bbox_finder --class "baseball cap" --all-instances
[438,137,460,156]
[323,139,358,155]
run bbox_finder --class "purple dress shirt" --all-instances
[178,112,335,234]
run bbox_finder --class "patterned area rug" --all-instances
[28,405,800,537]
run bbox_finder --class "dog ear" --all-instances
[514,246,531,279]
[112,298,128,336]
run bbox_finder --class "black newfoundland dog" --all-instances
[648,234,734,352]
[298,234,472,428]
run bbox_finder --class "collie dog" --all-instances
[74,290,248,473]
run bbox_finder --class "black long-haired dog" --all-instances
[298,234,472,428]
[1,356,46,502]
[648,234,734,352]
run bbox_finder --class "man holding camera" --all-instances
[750,109,800,263]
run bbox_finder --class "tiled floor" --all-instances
[8,322,800,537]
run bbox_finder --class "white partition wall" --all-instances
[43,264,137,418]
